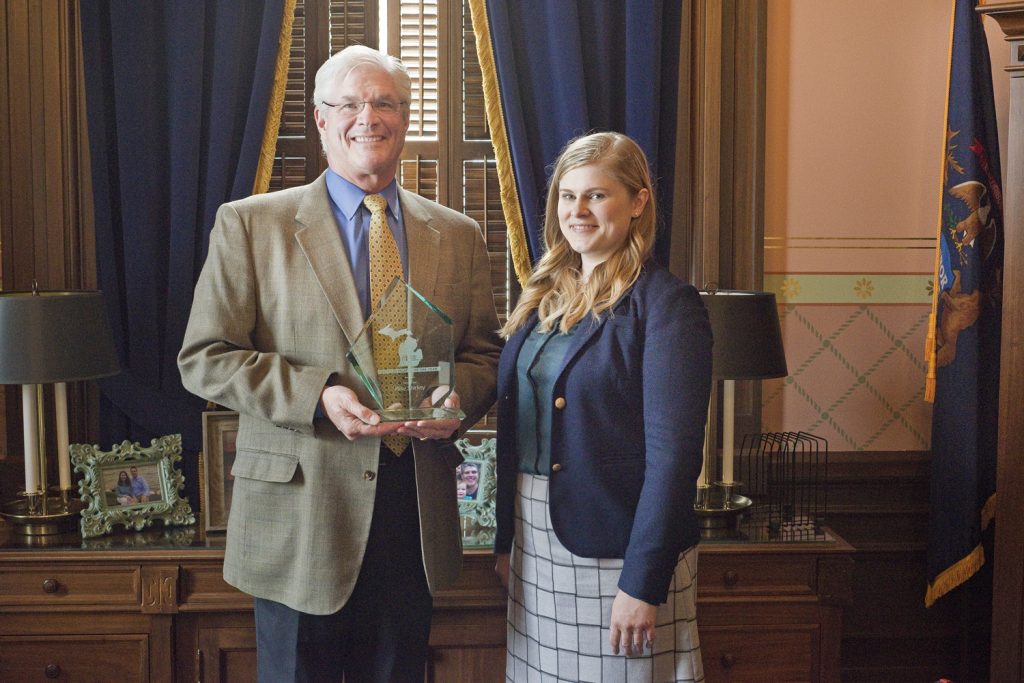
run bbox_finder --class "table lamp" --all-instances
[696,288,788,536]
[0,285,120,534]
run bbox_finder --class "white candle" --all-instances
[55,382,71,490]
[721,379,736,484]
[22,385,40,494]
[698,399,712,487]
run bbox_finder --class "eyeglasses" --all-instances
[321,99,406,117]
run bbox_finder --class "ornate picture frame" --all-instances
[455,437,496,548]
[201,410,239,532]
[71,434,195,538]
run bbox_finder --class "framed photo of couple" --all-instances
[72,434,195,538]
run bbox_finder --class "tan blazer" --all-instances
[178,174,502,615]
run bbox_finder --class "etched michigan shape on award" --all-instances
[347,277,466,422]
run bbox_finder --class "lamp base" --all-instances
[0,492,83,535]
[695,494,752,539]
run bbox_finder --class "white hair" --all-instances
[312,45,411,116]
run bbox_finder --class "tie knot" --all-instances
[363,193,387,215]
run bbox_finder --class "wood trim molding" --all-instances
[0,0,97,495]
[980,2,1024,38]
[670,0,768,452]
[977,3,1024,680]
[669,0,767,292]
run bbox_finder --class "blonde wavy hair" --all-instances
[501,132,656,337]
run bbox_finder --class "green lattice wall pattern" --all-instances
[762,273,934,450]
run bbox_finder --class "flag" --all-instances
[923,0,1003,608]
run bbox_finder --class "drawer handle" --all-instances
[722,570,739,587]
[41,578,59,594]
[720,652,736,669]
[45,663,62,678]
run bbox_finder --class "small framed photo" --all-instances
[71,434,195,538]
[455,437,496,548]
[201,411,239,532]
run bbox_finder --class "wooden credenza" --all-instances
[0,525,852,682]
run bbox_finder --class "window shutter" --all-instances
[461,0,488,141]
[399,157,439,202]
[328,0,377,54]
[270,0,379,191]
[281,2,309,138]
[463,159,510,322]
[270,0,313,191]
[397,0,440,138]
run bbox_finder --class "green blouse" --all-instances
[514,321,577,475]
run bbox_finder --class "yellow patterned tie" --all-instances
[364,193,409,455]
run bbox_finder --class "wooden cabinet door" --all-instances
[198,626,257,683]
[177,612,256,683]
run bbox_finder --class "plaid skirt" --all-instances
[506,473,704,683]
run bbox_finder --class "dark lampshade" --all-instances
[0,290,120,385]
[699,290,788,380]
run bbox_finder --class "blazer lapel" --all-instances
[501,310,609,388]
[293,174,365,345]
[554,312,609,382]
[400,188,440,300]
[499,313,536,388]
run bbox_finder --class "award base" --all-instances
[376,406,467,423]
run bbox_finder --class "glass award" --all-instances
[346,277,467,422]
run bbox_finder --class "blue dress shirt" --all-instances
[324,170,408,319]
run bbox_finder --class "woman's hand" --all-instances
[609,590,656,656]
[495,552,510,591]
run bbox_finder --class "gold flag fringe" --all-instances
[924,311,937,402]
[925,0,957,404]
[925,543,984,608]
[924,492,996,608]
[981,491,997,530]
[467,0,532,286]
[252,0,298,195]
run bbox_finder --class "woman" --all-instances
[112,470,135,505]
[494,132,712,682]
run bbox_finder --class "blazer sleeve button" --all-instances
[551,463,562,472]
[363,470,376,481]
[554,397,566,409]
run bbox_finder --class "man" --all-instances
[178,45,501,682]
[460,462,480,500]
[128,466,151,502]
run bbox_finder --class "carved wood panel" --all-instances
[141,565,180,615]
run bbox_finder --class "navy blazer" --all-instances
[495,262,713,604]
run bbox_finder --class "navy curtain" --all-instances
[478,0,682,274]
[81,1,287,501]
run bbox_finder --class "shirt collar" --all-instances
[325,169,401,221]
